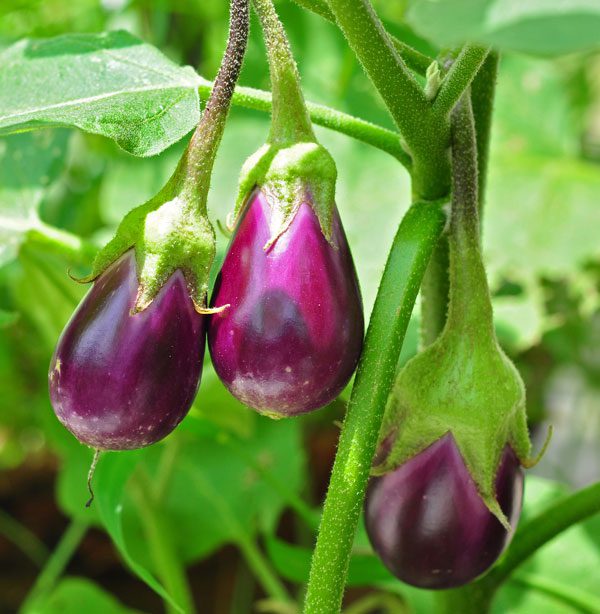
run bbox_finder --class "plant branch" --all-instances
[325,0,429,154]
[470,51,499,217]
[253,0,315,143]
[432,45,490,118]
[178,0,250,209]
[0,508,49,567]
[303,200,447,613]
[27,221,97,265]
[19,519,88,613]
[197,80,411,166]
[292,0,433,76]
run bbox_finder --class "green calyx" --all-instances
[79,172,217,313]
[233,141,337,248]
[374,95,539,528]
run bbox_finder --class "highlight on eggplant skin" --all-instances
[208,189,364,417]
[48,250,205,450]
[364,433,524,589]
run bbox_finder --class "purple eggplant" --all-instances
[48,251,204,450]
[208,189,364,416]
[364,433,523,589]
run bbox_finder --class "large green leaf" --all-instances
[0,131,68,268]
[0,31,201,156]
[406,0,600,56]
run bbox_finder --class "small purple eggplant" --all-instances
[49,251,204,450]
[364,434,523,589]
[208,189,364,417]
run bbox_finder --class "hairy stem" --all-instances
[470,51,499,217]
[325,0,429,150]
[197,80,411,166]
[303,200,447,612]
[253,0,315,143]
[292,0,433,76]
[177,0,250,208]
[432,45,490,119]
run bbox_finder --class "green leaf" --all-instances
[152,414,305,563]
[0,131,68,268]
[406,0,600,56]
[31,577,138,614]
[0,31,201,156]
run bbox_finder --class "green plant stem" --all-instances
[27,221,97,264]
[0,508,49,567]
[291,0,433,76]
[470,51,499,217]
[325,0,428,151]
[131,473,195,614]
[432,45,490,118]
[236,534,291,605]
[253,0,315,143]
[303,200,447,613]
[197,80,411,166]
[19,519,88,613]
[176,0,249,210]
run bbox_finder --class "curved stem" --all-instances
[303,200,447,613]
[19,519,88,613]
[432,45,490,119]
[325,0,429,152]
[253,0,315,143]
[197,80,411,166]
[291,0,434,76]
[0,509,49,567]
[178,0,250,209]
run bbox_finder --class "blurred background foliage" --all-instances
[1,0,600,612]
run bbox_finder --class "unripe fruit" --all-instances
[49,251,204,450]
[208,190,364,417]
[365,434,523,589]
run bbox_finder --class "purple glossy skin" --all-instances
[365,434,524,589]
[49,251,204,450]
[208,190,364,416]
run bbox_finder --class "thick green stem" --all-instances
[19,519,88,613]
[303,200,447,613]
[253,0,315,143]
[325,0,429,155]
[292,0,434,76]
[176,0,249,209]
[470,51,499,217]
[432,45,490,119]
[199,81,411,166]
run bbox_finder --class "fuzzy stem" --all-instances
[303,200,447,613]
[177,0,250,209]
[325,0,429,151]
[291,0,433,76]
[445,94,494,340]
[471,51,499,218]
[198,80,411,166]
[432,45,490,118]
[253,0,315,144]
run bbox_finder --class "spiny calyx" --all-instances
[80,170,217,314]
[233,141,337,249]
